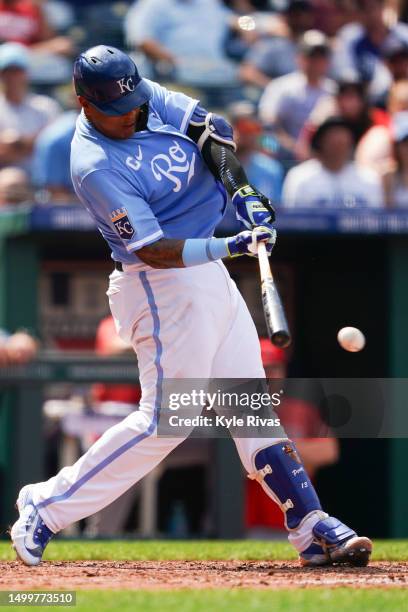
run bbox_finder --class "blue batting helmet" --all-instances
[73,45,151,116]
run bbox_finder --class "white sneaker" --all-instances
[10,485,54,566]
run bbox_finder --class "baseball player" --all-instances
[11,46,372,568]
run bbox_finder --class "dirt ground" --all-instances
[0,561,407,591]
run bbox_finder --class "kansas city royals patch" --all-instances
[110,208,135,240]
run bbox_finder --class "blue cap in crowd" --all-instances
[0,42,29,72]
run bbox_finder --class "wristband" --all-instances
[182,238,229,267]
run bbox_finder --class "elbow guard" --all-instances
[188,105,237,152]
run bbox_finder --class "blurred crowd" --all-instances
[0,327,38,366]
[1,0,408,210]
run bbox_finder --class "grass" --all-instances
[2,589,408,612]
[1,541,407,611]
[73,589,408,612]
[0,538,408,562]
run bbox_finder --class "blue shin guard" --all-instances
[249,440,372,566]
[249,440,322,530]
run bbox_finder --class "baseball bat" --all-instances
[257,241,291,348]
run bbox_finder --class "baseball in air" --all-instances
[337,327,366,352]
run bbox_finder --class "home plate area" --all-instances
[1,560,407,591]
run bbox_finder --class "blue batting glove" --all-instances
[226,224,277,258]
[232,185,276,230]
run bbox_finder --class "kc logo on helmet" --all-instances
[117,76,135,94]
[111,208,135,239]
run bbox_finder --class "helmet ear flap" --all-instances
[73,75,85,98]
[135,102,149,131]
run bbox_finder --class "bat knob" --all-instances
[271,331,291,348]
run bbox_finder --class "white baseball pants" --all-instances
[31,261,316,551]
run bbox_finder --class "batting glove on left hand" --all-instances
[226,224,277,258]
[232,184,276,230]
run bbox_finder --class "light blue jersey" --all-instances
[71,80,227,264]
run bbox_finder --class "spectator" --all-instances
[0,328,38,367]
[382,112,408,206]
[0,165,31,205]
[282,117,384,208]
[382,37,408,83]
[356,79,408,172]
[240,0,315,88]
[125,0,239,91]
[401,0,408,22]
[332,0,408,104]
[0,0,73,54]
[312,0,359,37]
[296,77,390,160]
[246,339,339,537]
[224,0,270,9]
[259,30,334,160]
[32,109,78,203]
[230,102,284,203]
[0,42,61,172]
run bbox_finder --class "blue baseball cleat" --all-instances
[10,485,54,566]
[300,516,372,567]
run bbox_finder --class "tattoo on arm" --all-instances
[136,238,186,269]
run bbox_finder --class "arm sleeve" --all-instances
[81,169,163,252]
[201,140,248,195]
[147,79,198,134]
[185,105,248,196]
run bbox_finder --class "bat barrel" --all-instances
[262,278,291,348]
